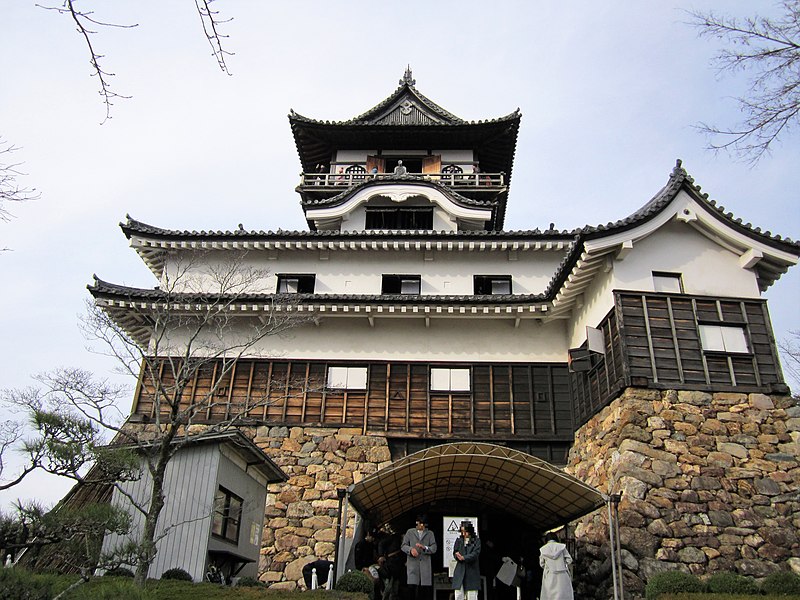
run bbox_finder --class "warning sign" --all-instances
[442,516,478,569]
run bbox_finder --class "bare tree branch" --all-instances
[35,0,234,120]
[194,0,234,76]
[688,1,800,163]
[778,329,800,393]
[0,138,39,228]
[37,1,138,123]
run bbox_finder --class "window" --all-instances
[652,272,683,293]
[474,275,512,295]
[211,487,242,543]
[382,274,421,295]
[277,274,316,293]
[698,324,749,353]
[365,208,433,230]
[430,368,471,392]
[327,366,368,390]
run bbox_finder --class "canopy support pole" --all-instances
[613,494,625,600]
[607,493,624,600]
[607,498,619,600]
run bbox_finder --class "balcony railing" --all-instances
[300,172,505,189]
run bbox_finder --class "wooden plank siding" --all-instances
[571,291,788,426]
[132,359,574,443]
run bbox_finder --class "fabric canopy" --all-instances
[348,442,606,531]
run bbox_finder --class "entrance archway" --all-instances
[349,442,605,530]
[343,442,608,600]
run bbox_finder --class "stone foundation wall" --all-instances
[566,389,800,599]
[252,425,392,590]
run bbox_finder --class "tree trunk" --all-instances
[132,456,169,587]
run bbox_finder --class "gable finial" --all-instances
[400,65,415,86]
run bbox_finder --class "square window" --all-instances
[277,274,315,293]
[474,275,512,295]
[327,366,368,390]
[430,368,471,392]
[698,324,749,353]
[652,272,683,293]
[382,275,421,295]
[211,487,243,544]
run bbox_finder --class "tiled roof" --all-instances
[121,215,576,241]
[89,276,549,305]
[289,69,520,128]
[543,160,800,304]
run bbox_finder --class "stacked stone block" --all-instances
[252,425,392,589]
[567,389,800,599]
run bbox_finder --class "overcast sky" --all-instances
[1,1,798,510]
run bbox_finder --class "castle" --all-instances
[91,70,800,597]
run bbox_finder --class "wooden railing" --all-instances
[300,172,505,189]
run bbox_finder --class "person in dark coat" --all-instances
[452,521,482,600]
[378,529,404,600]
[355,529,378,570]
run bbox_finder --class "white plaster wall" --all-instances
[164,315,568,362]
[613,220,761,298]
[566,268,615,348]
[565,220,763,348]
[334,150,374,164]
[161,247,568,296]
[435,150,474,163]
[331,150,475,167]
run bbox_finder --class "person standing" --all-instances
[452,521,481,600]
[538,533,574,600]
[402,516,437,600]
[378,529,404,600]
[355,529,378,570]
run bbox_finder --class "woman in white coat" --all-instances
[538,533,574,600]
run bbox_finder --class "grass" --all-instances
[660,595,800,599]
[0,571,368,600]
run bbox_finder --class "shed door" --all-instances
[366,156,386,173]
[422,155,441,174]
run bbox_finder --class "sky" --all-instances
[1,1,798,510]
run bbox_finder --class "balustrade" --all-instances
[300,171,505,189]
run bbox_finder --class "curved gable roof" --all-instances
[348,442,605,529]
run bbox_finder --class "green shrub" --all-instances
[334,570,374,599]
[160,568,193,582]
[645,570,704,600]
[103,567,135,578]
[0,567,58,600]
[762,570,800,596]
[236,576,262,587]
[706,571,759,595]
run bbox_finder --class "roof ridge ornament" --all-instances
[400,65,415,87]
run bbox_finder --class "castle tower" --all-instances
[91,72,800,596]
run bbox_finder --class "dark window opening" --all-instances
[366,208,433,230]
[474,275,513,295]
[211,487,242,544]
[277,274,316,293]
[382,274,421,295]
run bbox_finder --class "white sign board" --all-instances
[586,326,606,354]
[442,516,478,569]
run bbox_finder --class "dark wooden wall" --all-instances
[572,291,787,426]
[133,359,575,460]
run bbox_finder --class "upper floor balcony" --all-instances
[298,169,506,197]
